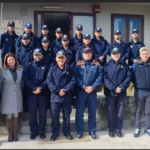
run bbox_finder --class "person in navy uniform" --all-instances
[51,34,76,69]
[74,47,102,139]
[15,22,38,51]
[23,48,49,140]
[108,30,130,62]
[91,27,109,66]
[0,21,19,65]
[70,24,83,51]
[131,47,150,137]
[46,50,76,141]
[76,33,96,62]
[15,33,35,112]
[41,37,52,66]
[103,47,131,138]
[50,27,63,50]
[127,29,145,66]
[38,25,52,48]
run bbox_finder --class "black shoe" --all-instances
[39,133,46,139]
[90,133,97,139]
[76,133,83,139]
[30,133,38,140]
[116,130,123,137]
[50,134,58,141]
[109,131,114,138]
[64,133,73,140]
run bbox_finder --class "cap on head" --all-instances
[56,50,66,58]
[83,33,91,39]
[132,29,138,34]
[114,30,121,35]
[111,47,120,54]
[33,48,43,55]
[7,21,15,27]
[42,25,49,30]
[83,47,93,53]
[55,27,62,33]
[76,24,83,30]
[95,27,102,32]
[61,34,69,41]
[24,23,32,29]
[42,37,50,42]
[22,34,30,39]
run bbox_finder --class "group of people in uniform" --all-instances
[0,20,150,143]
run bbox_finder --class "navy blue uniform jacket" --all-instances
[23,60,49,96]
[103,59,131,97]
[46,65,76,103]
[74,60,103,91]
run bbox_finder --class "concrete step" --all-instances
[20,108,100,134]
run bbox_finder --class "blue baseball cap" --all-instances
[42,37,50,42]
[55,27,62,33]
[111,47,120,54]
[76,24,83,30]
[56,50,66,58]
[95,27,102,32]
[83,48,93,53]
[33,48,43,55]
[7,21,15,27]
[24,22,32,29]
[61,34,69,41]
[22,34,30,39]
[42,25,49,30]
[83,33,91,39]
[132,29,138,34]
[114,30,121,35]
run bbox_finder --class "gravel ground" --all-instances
[0,128,149,149]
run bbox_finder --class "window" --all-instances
[111,14,144,43]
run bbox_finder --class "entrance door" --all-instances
[34,11,71,41]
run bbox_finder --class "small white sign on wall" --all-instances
[0,20,23,36]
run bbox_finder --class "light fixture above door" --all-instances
[42,5,63,9]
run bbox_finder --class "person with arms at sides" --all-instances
[74,48,102,139]
[47,50,76,141]
[0,21,18,65]
[76,33,96,62]
[15,22,38,51]
[0,53,23,142]
[91,27,109,67]
[70,24,84,51]
[131,47,150,137]
[103,47,131,138]
[51,34,76,69]
[108,30,130,63]
[128,29,145,66]
[50,27,63,51]
[37,25,52,48]
[23,48,49,140]
[15,33,35,112]
[41,37,52,66]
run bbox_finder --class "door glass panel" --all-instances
[114,17,126,42]
[72,16,93,38]
[37,14,42,37]
[129,18,142,41]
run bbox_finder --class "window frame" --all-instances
[111,14,144,43]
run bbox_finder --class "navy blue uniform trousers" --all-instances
[105,96,125,131]
[75,90,98,134]
[50,102,72,136]
[28,94,47,135]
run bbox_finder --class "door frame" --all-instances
[34,11,96,38]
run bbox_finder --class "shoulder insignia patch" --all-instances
[76,61,84,65]
[92,60,99,65]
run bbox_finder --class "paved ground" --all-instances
[0,128,149,149]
